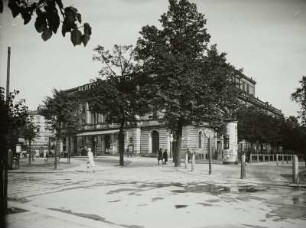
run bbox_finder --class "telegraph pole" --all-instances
[4,46,11,209]
[1,46,11,227]
[6,47,11,100]
[5,46,11,201]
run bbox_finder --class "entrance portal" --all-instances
[151,130,159,154]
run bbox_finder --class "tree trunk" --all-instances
[67,136,71,164]
[174,121,183,167]
[118,125,125,167]
[28,140,31,165]
[54,137,60,170]
[1,131,8,225]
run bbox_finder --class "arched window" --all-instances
[198,131,202,149]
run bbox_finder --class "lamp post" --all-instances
[203,129,212,175]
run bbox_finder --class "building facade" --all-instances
[59,72,282,163]
[28,110,55,157]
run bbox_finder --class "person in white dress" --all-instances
[87,148,95,171]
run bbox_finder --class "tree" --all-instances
[237,105,283,153]
[136,0,239,166]
[280,116,306,155]
[39,89,79,169]
[21,117,38,165]
[291,76,306,126]
[0,88,29,225]
[0,0,92,46]
[81,45,143,166]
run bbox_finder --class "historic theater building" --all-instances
[59,72,282,163]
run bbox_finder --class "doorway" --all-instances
[104,135,110,154]
[151,130,159,154]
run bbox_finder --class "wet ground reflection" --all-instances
[171,184,268,195]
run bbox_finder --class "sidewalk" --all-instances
[7,157,306,228]
[8,156,116,173]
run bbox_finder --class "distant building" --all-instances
[234,72,282,118]
[58,72,282,163]
[28,109,55,157]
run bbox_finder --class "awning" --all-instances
[76,129,119,137]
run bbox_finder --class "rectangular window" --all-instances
[63,137,66,152]
[80,104,86,125]
[224,135,229,149]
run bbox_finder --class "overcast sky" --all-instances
[0,0,305,118]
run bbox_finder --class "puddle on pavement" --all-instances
[108,199,121,203]
[6,207,28,214]
[198,203,213,207]
[185,184,231,194]
[175,205,188,209]
[107,188,138,195]
[266,194,306,220]
[170,184,267,195]
[8,197,29,203]
[49,208,144,228]
[292,196,306,206]
[151,197,164,202]
[238,185,267,193]
[267,206,306,221]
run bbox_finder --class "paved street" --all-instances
[6,156,306,228]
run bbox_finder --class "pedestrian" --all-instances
[32,151,35,162]
[157,148,163,165]
[128,144,134,157]
[87,147,95,172]
[187,148,191,163]
[163,149,168,164]
[45,152,49,163]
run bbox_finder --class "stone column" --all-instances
[85,102,91,124]
[133,128,141,155]
[223,120,238,164]
[293,155,299,184]
[241,154,246,179]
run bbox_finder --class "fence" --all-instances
[249,153,294,164]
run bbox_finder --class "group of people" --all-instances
[157,148,168,165]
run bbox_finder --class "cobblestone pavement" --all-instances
[6,157,306,228]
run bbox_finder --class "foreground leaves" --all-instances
[2,0,92,46]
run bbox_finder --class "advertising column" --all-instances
[223,120,238,164]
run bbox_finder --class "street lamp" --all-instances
[203,129,217,175]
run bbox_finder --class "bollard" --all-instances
[276,154,279,166]
[241,154,246,179]
[292,155,299,184]
[208,137,212,175]
[185,153,188,169]
[191,153,195,172]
